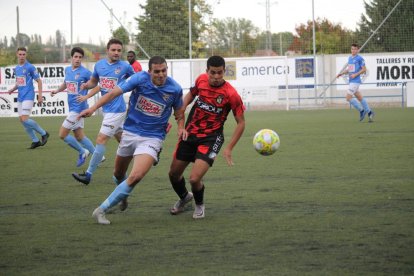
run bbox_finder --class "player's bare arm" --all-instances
[51,83,67,97]
[80,77,98,91]
[182,90,196,109]
[223,114,246,166]
[77,86,123,119]
[174,108,187,141]
[77,85,100,102]
[351,65,367,79]
[8,85,17,94]
[36,78,43,104]
[337,70,349,78]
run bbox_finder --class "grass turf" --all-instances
[0,108,413,275]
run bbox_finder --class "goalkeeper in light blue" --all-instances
[337,43,375,122]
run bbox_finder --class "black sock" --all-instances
[170,177,188,199]
[192,185,205,205]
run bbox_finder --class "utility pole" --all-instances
[70,0,73,50]
[16,6,20,47]
[259,1,277,54]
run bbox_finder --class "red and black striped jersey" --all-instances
[186,73,245,137]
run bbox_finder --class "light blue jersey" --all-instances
[347,55,365,84]
[14,61,40,102]
[92,59,135,113]
[119,71,183,140]
[65,65,92,113]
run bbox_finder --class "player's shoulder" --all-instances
[165,76,183,92]
[222,81,239,95]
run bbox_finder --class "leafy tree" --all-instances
[255,32,295,55]
[112,26,130,48]
[357,0,414,52]
[56,30,62,48]
[27,42,45,64]
[16,33,31,48]
[135,0,211,59]
[0,49,16,66]
[208,17,259,57]
[290,18,354,54]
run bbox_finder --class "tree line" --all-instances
[0,0,412,66]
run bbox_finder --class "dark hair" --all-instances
[127,50,136,56]
[148,56,167,70]
[351,43,360,48]
[71,47,84,57]
[207,55,225,69]
[107,38,123,49]
[16,47,27,52]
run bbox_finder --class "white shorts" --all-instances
[117,130,163,162]
[62,112,84,130]
[347,83,361,95]
[99,112,125,137]
[18,100,34,116]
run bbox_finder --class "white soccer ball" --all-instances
[253,129,280,156]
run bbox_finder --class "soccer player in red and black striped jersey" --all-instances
[168,56,246,219]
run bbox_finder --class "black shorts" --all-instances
[175,133,224,167]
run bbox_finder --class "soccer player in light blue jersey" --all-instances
[78,56,186,225]
[51,47,96,167]
[72,38,135,185]
[8,47,49,149]
[337,43,375,122]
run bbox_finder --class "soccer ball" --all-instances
[253,129,280,156]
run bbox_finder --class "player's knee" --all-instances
[128,172,144,185]
[189,175,202,187]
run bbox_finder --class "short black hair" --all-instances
[207,55,225,69]
[71,47,84,57]
[107,38,123,49]
[149,56,167,70]
[127,50,136,56]
[16,47,27,52]
[351,43,360,48]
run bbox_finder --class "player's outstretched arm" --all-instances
[77,86,123,119]
[223,114,246,166]
[173,108,187,141]
[77,85,100,103]
[51,83,67,97]
[8,85,17,94]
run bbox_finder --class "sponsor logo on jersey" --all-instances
[100,77,118,90]
[66,81,78,94]
[196,98,223,114]
[136,95,165,117]
[16,76,26,86]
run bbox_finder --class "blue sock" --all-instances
[360,98,371,113]
[86,144,106,175]
[112,174,128,186]
[100,180,134,211]
[24,119,46,136]
[21,121,39,142]
[79,137,95,154]
[349,98,362,111]
[64,135,84,153]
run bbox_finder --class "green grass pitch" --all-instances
[0,108,413,275]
